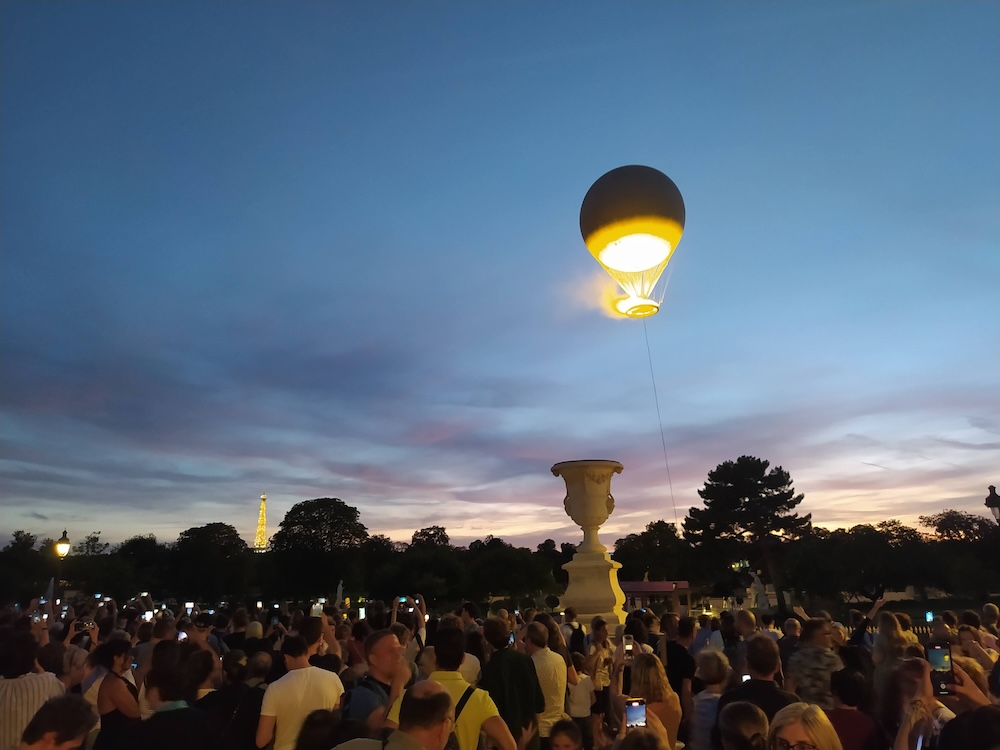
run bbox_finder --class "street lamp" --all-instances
[56,530,71,559]
[986,486,1000,524]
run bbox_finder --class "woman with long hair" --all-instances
[92,639,141,750]
[611,653,681,750]
[880,658,955,750]
[768,703,843,750]
[872,611,907,703]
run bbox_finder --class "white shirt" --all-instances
[0,672,65,749]
[531,647,568,737]
[458,652,481,685]
[567,674,594,718]
[261,666,345,750]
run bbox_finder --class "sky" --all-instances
[1,2,998,552]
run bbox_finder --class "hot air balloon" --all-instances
[580,165,686,318]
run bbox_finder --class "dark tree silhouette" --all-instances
[411,526,451,548]
[684,456,810,613]
[270,498,368,552]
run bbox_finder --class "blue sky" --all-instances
[2,2,998,550]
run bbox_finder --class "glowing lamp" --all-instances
[56,530,71,559]
[580,165,685,318]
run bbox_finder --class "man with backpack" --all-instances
[385,627,517,750]
[335,679,455,750]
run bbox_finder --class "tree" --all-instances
[3,530,37,553]
[73,532,110,556]
[411,526,451,548]
[919,510,996,543]
[613,521,688,582]
[270,498,368,553]
[683,456,810,613]
[174,523,249,600]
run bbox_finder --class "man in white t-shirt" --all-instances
[257,635,345,750]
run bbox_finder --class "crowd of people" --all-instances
[1,592,999,750]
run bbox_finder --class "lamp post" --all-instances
[56,530,70,594]
[986,486,1000,525]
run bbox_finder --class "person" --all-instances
[458,604,480,635]
[983,603,1000,638]
[880,658,954,750]
[894,613,919,647]
[294,709,342,750]
[661,616,695,727]
[687,648,730,750]
[957,624,998,673]
[343,630,409,733]
[479,617,544,750]
[825,669,884,750]
[0,632,67,750]
[127,640,216,749]
[611,653,681,750]
[847,599,885,652]
[759,615,781,642]
[524,621,568,750]
[256,635,346,750]
[777,619,801,678]
[585,617,613,750]
[133,617,175,689]
[334,679,455,750]
[785,619,843,710]
[560,609,580,648]
[386,626,516,750]
[691,615,713,656]
[17,694,97,750]
[549,718,583,750]
[225,609,250,652]
[566,653,595,750]
[717,701,768,750]
[93,639,141,750]
[769,703,844,750]
[937,704,1000,750]
[715,635,797,726]
[196,649,253,749]
[871,612,907,703]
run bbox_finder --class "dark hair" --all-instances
[533,613,567,656]
[136,621,153,643]
[745,634,780,676]
[466,630,487,666]
[4,632,40,678]
[300,616,324,647]
[91,638,132,671]
[152,617,175,639]
[222,649,248,684]
[20,694,97,744]
[623,618,648,643]
[800,618,828,644]
[38,641,67,678]
[761,614,775,628]
[895,612,913,630]
[281,635,309,658]
[186,648,216,689]
[677,616,696,640]
[719,700,769,750]
[571,651,587,673]
[433,627,466,671]
[352,619,373,642]
[398,687,452,730]
[232,608,249,629]
[483,617,511,651]
[698,614,710,627]
[294,709,341,750]
[550,719,582,747]
[459,602,479,619]
[147,642,201,702]
[960,610,982,629]
[526,622,548,649]
[941,610,958,628]
[937,704,1000,750]
[564,607,577,621]
[830,669,865,708]
[364,629,397,659]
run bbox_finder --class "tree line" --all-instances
[3,456,997,611]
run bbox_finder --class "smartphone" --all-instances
[95,593,102,599]
[177,631,188,642]
[358,607,366,619]
[40,597,48,605]
[398,596,407,603]
[103,597,111,602]
[256,600,263,609]
[424,613,430,623]
[273,603,279,609]
[131,660,138,670]
[742,674,751,683]
[927,641,955,696]
[508,632,515,647]
[625,698,646,728]
[43,613,49,621]
[185,608,193,616]
[318,597,327,604]
[925,611,934,623]
[185,601,194,609]
[310,604,323,616]
[270,615,279,626]
[623,634,635,662]
[143,611,154,622]
[141,591,149,597]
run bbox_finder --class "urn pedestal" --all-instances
[552,459,627,628]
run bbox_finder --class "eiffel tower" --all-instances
[254,492,268,553]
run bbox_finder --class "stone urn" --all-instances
[552,459,627,627]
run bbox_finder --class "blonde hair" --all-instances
[769,703,843,750]
[630,653,675,704]
[695,648,731,686]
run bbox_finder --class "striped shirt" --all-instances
[0,672,66,748]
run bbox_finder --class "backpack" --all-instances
[569,623,586,656]
[443,685,477,750]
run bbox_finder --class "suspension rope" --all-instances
[643,318,679,530]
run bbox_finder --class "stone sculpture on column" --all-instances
[552,459,627,627]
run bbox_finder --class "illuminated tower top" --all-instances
[254,493,267,552]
